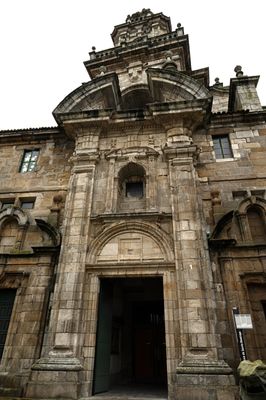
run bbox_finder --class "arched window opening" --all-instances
[118,163,146,211]
[247,206,266,243]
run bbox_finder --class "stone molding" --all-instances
[87,220,174,264]
[0,207,32,228]
[176,359,233,375]
[147,68,210,102]
[31,346,83,371]
[105,145,159,161]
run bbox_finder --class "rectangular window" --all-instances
[20,200,35,209]
[212,135,233,159]
[0,199,15,210]
[19,149,39,173]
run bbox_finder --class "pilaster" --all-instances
[26,129,100,399]
[164,131,237,399]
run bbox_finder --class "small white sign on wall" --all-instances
[234,314,253,330]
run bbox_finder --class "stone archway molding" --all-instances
[0,207,34,228]
[87,220,174,264]
[237,195,266,214]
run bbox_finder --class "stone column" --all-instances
[26,131,100,399]
[165,137,237,399]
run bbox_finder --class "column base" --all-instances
[0,371,26,397]
[175,360,239,400]
[25,348,84,399]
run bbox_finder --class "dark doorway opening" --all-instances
[93,277,167,396]
[0,289,16,360]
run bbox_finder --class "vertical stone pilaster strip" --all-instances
[147,155,157,210]
[105,157,116,212]
[52,164,96,352]
[163,270,179,395]
[80,274,100,397]
[169,154,221,363]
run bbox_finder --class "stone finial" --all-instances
[90,46,96,60]
[214,77,223,87]
[176,23,184,36]
[234,65,244,78]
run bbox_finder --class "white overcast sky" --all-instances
[0,0,265,130]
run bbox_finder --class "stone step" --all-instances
[85,397,167,400]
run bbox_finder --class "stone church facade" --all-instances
[0,9,265,400]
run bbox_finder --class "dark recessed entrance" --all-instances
[0,289,16,360]
[93,277,167,396]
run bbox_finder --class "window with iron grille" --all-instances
[19,150,39,173]
[212,135,233,159]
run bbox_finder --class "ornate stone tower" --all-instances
[1,8,266,400]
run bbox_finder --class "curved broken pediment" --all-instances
[147,68,210,103]
[0,207,60,254]
[53,67,211,126]
[53,73,121,124]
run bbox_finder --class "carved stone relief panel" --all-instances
[97,232,164,263]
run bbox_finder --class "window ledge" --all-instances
[215,157,235,162]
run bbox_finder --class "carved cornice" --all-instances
[58,97,212,134]
[105,146,159,160]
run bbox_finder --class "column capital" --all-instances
[163,144,199,163]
